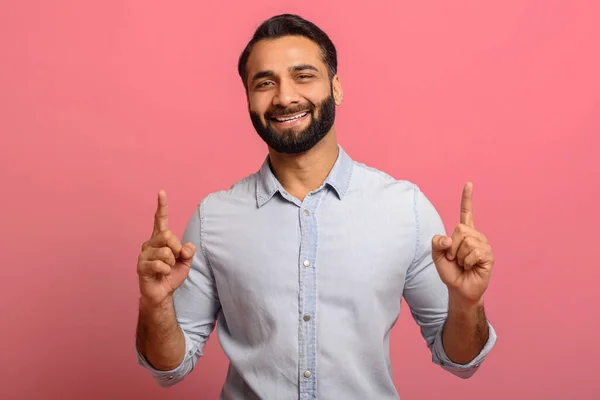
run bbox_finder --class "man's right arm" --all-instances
[136,295,186,371]
[136,196,221,387]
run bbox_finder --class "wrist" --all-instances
[139,295,174,314]
[448,290,484,312]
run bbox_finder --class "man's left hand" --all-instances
[432,182,495,304]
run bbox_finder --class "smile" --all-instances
[272,112,309,123]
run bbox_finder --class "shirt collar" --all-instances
[256,145,353,207]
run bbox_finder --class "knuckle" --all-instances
[146,260,158,273]
[138,260,153,275]
[466,236,480,248]
[154,231,169,243]
[159,247,173,259]
[152,260,165,272]
[138,247,152,262]
[164,251,176,266]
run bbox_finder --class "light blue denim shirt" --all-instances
[137,146,497,399]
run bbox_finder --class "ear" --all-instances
[332,75,343,106]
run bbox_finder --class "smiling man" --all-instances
[135,13,497,400]
[246,35,338,158]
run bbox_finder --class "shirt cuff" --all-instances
[136,329,197,387]
[431,320,497,379]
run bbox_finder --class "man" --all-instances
[135,13,497,400]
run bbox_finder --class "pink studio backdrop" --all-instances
[1,1,599,399]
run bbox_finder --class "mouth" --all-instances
[270,111,310,126]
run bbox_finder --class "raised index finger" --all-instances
[460,182,474,227]
[153,189,169,235]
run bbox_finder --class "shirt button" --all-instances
[304,370,312,378]
[303,209,310,216]
[303,260,310,267]
[303,315,311,321]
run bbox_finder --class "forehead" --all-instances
[246,36,325,75]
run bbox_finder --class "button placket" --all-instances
[297,191,326,399]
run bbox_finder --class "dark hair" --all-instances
[237,14,338,90]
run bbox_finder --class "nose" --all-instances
[272,80,300,108]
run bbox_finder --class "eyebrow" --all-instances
[250,64,320,84]
[290,64,319,73]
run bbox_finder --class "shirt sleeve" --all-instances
[136,197,221,387]
[402,185,497,379]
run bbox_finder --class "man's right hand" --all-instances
[137,190,196,307]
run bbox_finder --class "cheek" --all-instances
[248,96,270,117]
[306,84,331,105]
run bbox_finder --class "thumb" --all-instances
[179,242,196,267]
[431,235,452,263]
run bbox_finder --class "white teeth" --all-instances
[276,112,307,122]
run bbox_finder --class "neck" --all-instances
[267,129,339,201]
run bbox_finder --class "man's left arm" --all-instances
[403,183,497,379]
[442,292,490,365]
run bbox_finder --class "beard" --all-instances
[249,92,336,154]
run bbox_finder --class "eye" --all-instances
[256,81,273,89]
[297,74,313,80]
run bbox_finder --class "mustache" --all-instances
[266,103,314,119]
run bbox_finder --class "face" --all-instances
[245,36,342,154]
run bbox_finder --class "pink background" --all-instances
[1,1,599,399]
